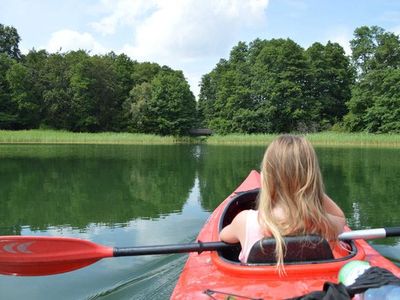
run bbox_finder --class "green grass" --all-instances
[0,130,399,147]
[207,132,400,147]
[305,132,400,147]
[0,130,197,145]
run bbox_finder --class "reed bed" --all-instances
[207,132,400,147]
[0,130,193,145]
[0,130,399,147]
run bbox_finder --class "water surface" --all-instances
[0,144,399,299]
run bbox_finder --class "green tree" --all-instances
[0,23,23,128]
[0,53,18,128]
[69,53,122,132]
[124,82,153,132]
[350,26,400,76]
[200,39,328,134]
[198,59,230,132]
[41,51,75,129]
[345,26,400,133]
[126,68,196,135]
[0,24,21,60]
[252,38,311,133]
[131,62,161,85]
[345,68,400,133]
[6,50,48,128]
[305,42,354,128]
[148,68,196,135]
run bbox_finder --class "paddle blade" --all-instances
[0,236,113,276]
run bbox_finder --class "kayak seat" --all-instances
[247,235,334,264]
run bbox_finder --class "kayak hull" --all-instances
[171,170,400,299]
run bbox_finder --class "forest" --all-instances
[1,24,399,135]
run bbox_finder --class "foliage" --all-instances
[306,42,354,127]
[0,53,18,128]
[6,50,47,128]
[1,22,400,135]
[199,38,354,134]
[125,68,197,135]
[0,24,21,60]
[0,23,196,135]
[344,26,400,133]
[68,53,123,132]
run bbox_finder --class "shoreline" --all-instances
[0,130,399,148]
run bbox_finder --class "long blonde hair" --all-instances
[257,135,339,273]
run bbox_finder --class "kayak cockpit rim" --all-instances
[217,188,358,266]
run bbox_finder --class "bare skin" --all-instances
[323,195,346,233]
[219,194,346,244]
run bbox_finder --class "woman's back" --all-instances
[220,135,346,271]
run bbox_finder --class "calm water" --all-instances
[0,144,399,299]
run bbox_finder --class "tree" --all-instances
[0,53,18,128]
[351,26,400,77]
[345,26,400,133]
[0,24,21,60]
[69,53,122,132]
[198,59,231,133]
[200,39,316,134]
[131,62,161,85]
[41,51,75,129]
[6,50,48,129]
[305,42,354,128]
[150,68,197,135]
[252,38,312,133]
[125,68,196,135]
[124,82,153,132]
[103,52,136,131]
[345,68,400,133]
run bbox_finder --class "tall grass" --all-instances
[0,130,197,145]
[206,132,400,147]
[0,130,399,147]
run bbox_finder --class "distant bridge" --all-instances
[188,128,213,136]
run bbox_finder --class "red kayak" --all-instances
[171,170,400,299]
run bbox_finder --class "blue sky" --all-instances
[1,0,399,97]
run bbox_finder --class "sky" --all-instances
[1,0,400,98]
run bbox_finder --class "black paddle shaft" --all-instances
[113,241,238,257]
[385,227,400,237]
[113,227,400,257]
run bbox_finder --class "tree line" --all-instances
[0,24,197,135]
[199,26,400,134]
[1,24,399,135]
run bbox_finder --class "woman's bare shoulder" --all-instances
[232,209,252,224]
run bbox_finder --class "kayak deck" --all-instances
[171,170,400,299]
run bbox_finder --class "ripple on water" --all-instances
[87,254,188,300]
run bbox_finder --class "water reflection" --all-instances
[0,144,197,235]
[197,145,265,211]
[0,144,399,299]
[317,147,400,242]
[0,145,399,235]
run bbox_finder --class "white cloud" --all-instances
[324,27,352,56]
[42,1,269,97]
[92,0,269,97]
[46,29,108,54]
[95,0,269,60]
[91,0,157,35]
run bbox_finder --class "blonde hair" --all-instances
[257,135,339,273]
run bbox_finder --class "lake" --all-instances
[0,144,399,299]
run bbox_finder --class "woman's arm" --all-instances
[219,210,248,244]
[323,194,346,233]
[323,194,345,218]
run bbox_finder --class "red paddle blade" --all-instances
[0,236,113,276]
